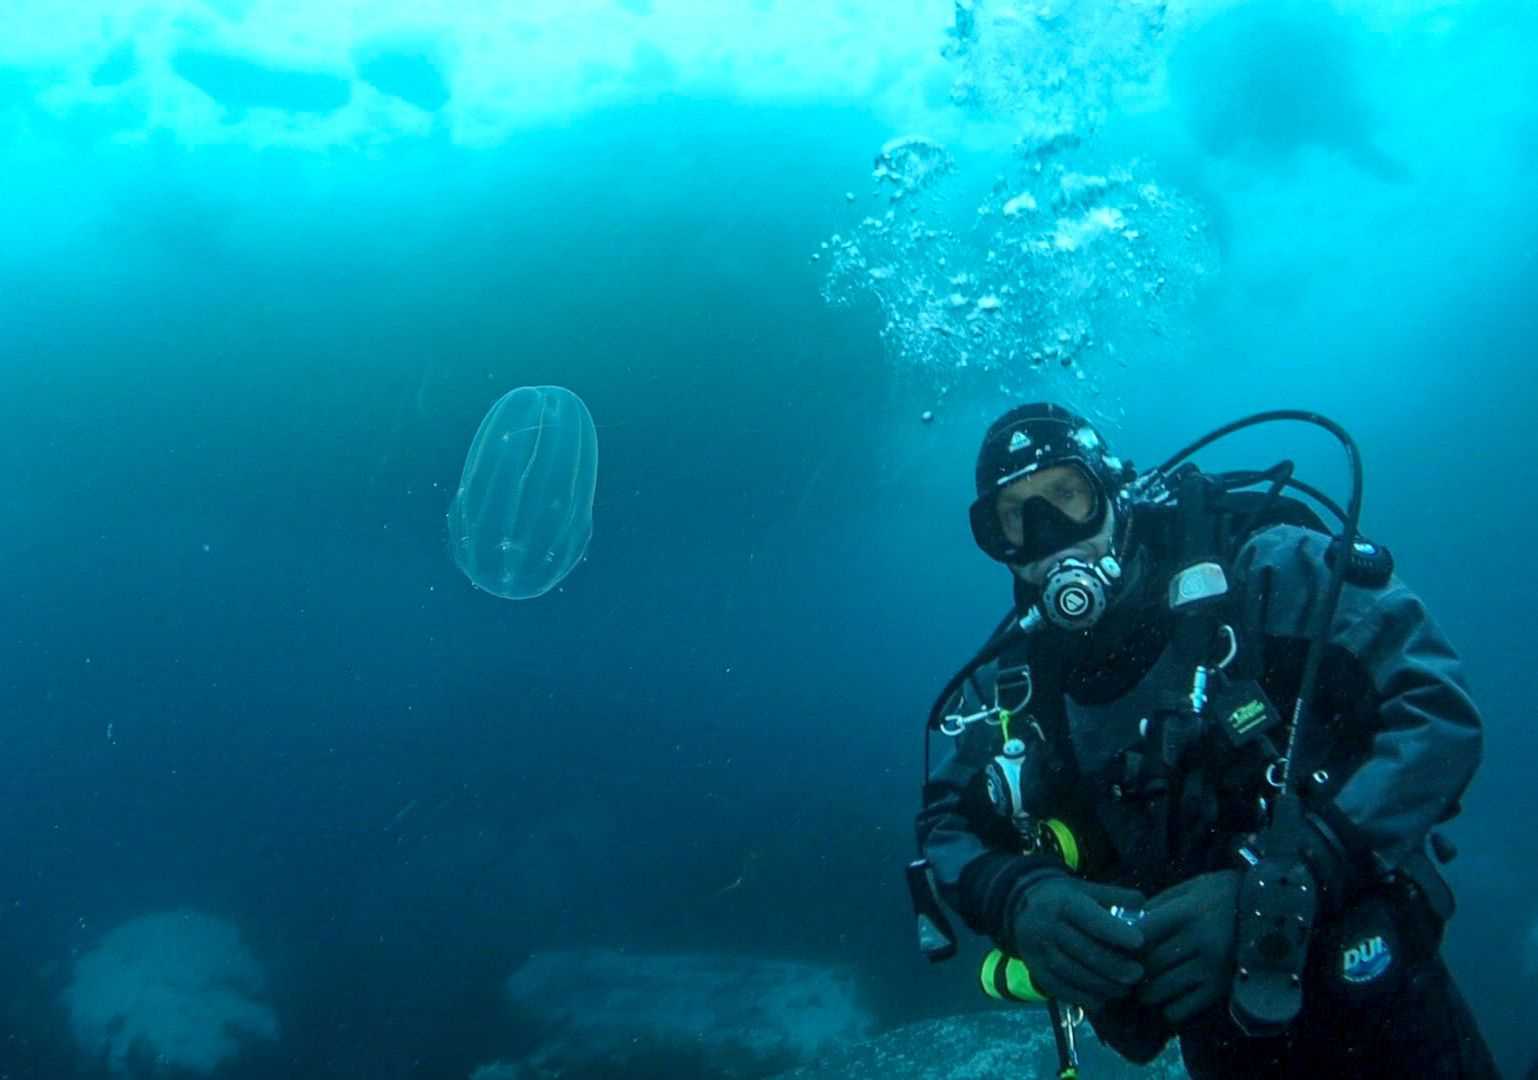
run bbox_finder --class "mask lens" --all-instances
[997,464,1102,549]
[969,462,1108,566]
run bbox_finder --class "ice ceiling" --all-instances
[0,0,1471,150]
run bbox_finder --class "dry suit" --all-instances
[918,519,1500,1078]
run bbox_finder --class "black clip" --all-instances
[906,859,958,963]
[1209,680,1282,750]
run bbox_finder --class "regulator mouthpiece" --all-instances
[1039,555,1122,631]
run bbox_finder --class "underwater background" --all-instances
[1,0,1535,1076]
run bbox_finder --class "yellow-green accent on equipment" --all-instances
[1041,818,1081,872]
[980,947,1047,1004]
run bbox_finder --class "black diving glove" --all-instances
[1004,875,1146,1011]
[1137,869,1242,1027]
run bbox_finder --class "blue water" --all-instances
[2,3,1536,1077]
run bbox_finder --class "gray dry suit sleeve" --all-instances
[1235,526,1483,880]
[916,722,1067,941]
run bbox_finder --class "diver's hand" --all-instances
[1005,876,1146,1011]
[1137,870,1242,1027]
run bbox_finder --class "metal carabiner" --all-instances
[939,704,1002,737]
[1214,624,1239,670]
[995,663,1034,713]
[1048,1000,1084,1079]
[940,663,1033,738]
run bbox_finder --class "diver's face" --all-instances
[993,466,1116,585]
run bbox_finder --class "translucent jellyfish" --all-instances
[448,385,597,599]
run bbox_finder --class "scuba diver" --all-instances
[908,403,1499,1077]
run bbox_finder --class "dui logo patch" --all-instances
[1341,934,1392,984]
